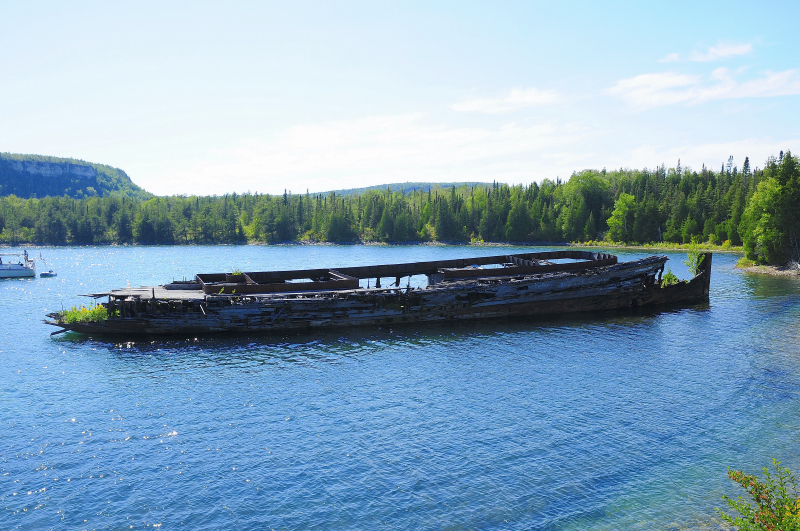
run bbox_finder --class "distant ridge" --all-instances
[0,152,152,199]
[324,181,494,196]
[0,152,496,200]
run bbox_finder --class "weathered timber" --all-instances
[198,270,359,295]
[195,250,616,294]
[45,252,712,337]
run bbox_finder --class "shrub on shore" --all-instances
[717,459,800,530]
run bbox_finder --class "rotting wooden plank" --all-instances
[193,251,618,295]
[197,251,616,282]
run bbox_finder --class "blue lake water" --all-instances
[1,245,800,530]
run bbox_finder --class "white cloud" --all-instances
[451,87,560,113]
[658,52,680,63]
[607,72,701,108]
[689,42,752,62]
[608,68,800,109]
[657,42,752,64]
[143,113,584,195]
[620,137,799,173]
[133,112,797,196]
[735,69,800,97]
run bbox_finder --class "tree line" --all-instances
[1,152,797,264]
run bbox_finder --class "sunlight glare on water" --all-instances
[1,245,800,530]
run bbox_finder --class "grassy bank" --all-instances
[734,256,800,276]
[570,240,743,253]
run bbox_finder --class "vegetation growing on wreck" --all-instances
[683,243,706,276]
[0,152,795,266]
[656,248,704,288]
[660,269,679,287]
[61,304,111,323]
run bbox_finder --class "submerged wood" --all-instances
[45,251,712,336]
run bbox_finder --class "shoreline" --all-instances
[0,240,745,252]
[736,263,800,277]
[568,242,743,254]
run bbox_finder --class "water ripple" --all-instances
[2,247,800,529]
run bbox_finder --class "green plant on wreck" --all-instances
[716,459,800,531]
[61,304,109,323]
[661,268,680,288]
[231,269,243,275]
[682,239,706,276]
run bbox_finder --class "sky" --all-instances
[1,1,799,196]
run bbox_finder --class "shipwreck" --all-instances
[46,250,711,336]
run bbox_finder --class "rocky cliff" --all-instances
[0,153,152,199]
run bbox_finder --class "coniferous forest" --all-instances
[1,152,798,265]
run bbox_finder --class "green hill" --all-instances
[328,181,493,196]
[0,153,152,199]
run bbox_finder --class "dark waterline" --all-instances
[2,245,800,530]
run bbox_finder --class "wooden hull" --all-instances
[48,253,712,337]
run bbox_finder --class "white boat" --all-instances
[38,254,57,277]
[0,251,36,279]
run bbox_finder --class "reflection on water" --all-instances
[2,245,800,530]
[62,304,712,368]
[741,269,800,298]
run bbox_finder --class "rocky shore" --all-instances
[737,262,800,277]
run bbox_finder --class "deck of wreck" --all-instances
[85,250,619,301]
